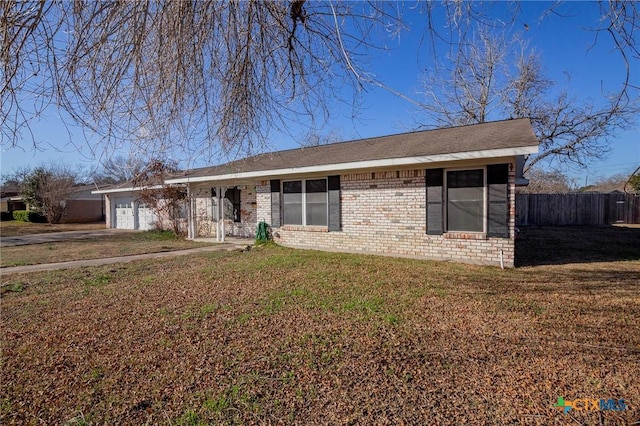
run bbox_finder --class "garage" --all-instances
[111,197,157,230]
[92,184,168,231]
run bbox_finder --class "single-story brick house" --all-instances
[151,118,535,267]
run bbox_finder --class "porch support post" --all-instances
[220,186,226,242]
[216,186,221,242]
[215,186,227,242]
[186,184,192,239]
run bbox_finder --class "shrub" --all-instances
[12,210,30,222]
[28,212,48,223]
[0,211,13,221]
[10,210,48,223]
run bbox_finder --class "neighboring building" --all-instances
[97,118,537,267]
[0,182,26,213]
[1,184,104,223]
[61,185,106,223]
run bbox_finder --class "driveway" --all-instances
[0,228,137,247]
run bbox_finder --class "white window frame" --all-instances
[282,178,328,226]
[444,167,487,234]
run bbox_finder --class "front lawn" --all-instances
[0,231,211,267]
[1,244,638,425]
[0,221,106,237]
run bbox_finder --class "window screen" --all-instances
[305,179,327,226]
[282,179,328,226]
[447,169,484,232]
[283,181,303,225]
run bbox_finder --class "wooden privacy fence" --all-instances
[516,193,640,226]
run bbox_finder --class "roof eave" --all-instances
[166,145,539,184]
[91,184,166,195]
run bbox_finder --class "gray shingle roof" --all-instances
[178,118,538,180]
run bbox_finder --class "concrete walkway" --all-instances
[1,242,252,275]
[0,228,137,247]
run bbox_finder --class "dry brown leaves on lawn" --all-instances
[1,245,639,425]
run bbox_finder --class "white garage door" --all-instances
[114,198,134,229]
[137,203,157,231]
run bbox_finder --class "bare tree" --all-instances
[93,156,146,184]
[2,1,637,162]
[1,165,32,190]
[21,165,79,223]
[419,1,639,99]
[1,1,400,160]
[132,160,187,236]
[516,168,575,194]
[416,30,638,172]
[584,171,640,193]
[300,128,344,147]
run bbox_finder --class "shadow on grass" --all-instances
[515,225,640,267]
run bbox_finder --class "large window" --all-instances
[283,179,327,226]
[446,169,484,232]
[426,166,508,237]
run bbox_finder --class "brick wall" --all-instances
[256,181,272,225]
[62,199,104,223]
[268,167,517,267]
[191,184,258,238]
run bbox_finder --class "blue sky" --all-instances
[1,1,638,183]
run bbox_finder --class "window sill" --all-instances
[281,225,328,232]
[443,232,487,240]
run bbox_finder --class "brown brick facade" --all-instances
[189,164,517,267]
[264,167,516,267]
[61,199,104,223]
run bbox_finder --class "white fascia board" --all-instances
[166,146,539,184]
[91,184,165,195]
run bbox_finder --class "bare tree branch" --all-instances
[415,29,638,172]
[2,0,637,166]
[1,1,400,161]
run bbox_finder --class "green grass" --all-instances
[176,409,205,426]
[83,273,111,287]
[1,282,25,294]
[136,230,181,241]
[199,303,217,316]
